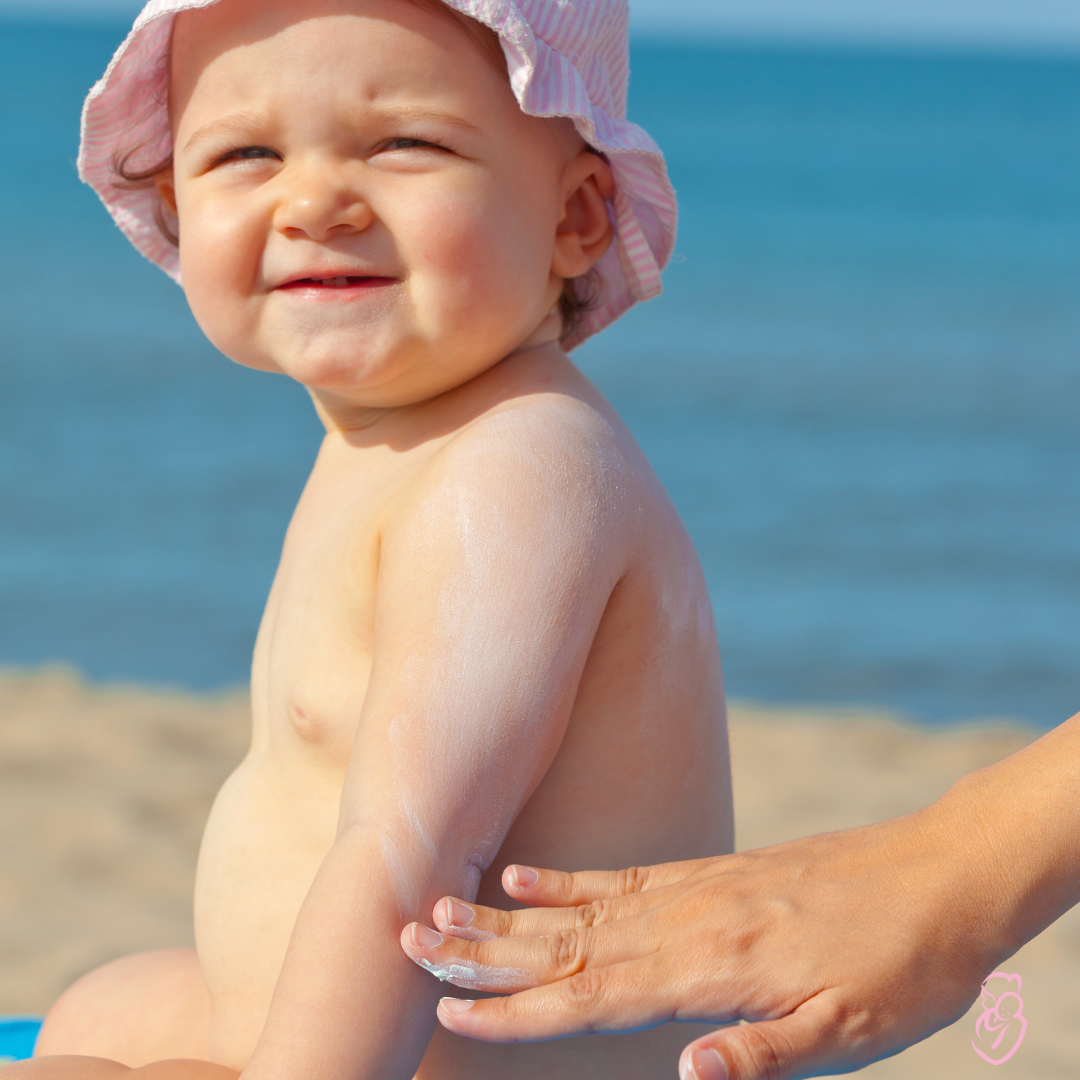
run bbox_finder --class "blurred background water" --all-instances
[0,17,1077,725]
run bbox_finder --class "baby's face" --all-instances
[162,0,603,412]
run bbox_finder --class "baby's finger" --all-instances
[401,915,656,993]
[501,859,708,907]
[434,954,676,1042]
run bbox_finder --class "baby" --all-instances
[9,1,733,1077]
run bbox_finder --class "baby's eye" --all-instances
[381,137,447,152]
[217,146,282,164]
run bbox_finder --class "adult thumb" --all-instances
[678,997,844,1080]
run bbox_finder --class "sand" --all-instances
[0,668,1075,1076]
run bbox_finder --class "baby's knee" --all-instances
[36,950,209,1067]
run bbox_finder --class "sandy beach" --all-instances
[0,667,1075,1076]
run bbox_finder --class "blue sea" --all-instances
[1,18,1078,726]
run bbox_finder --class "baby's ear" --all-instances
[155,167,178,216]
[551,150,615,279]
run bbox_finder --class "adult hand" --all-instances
[401,715,1080,1080]
[404,813,988,1079]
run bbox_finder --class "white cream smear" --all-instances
[444,925,498,942]
[413,956,535,993]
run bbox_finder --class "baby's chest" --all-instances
[252,499,382,762]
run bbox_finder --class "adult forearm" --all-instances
[933,711,1080,965]
[241,827,441,1080]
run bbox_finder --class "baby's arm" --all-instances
[242,413,626,1080]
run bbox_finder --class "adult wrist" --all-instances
[900,784,1015,981]
[925,724,1080,970]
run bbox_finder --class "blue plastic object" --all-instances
[0,1018,43,1062]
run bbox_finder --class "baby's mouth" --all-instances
[279,275,394,290]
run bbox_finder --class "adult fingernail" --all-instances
[512,865,539,888]
[682,1048,728,1080]
[411,923,443,948]
[439,997,476,1014]
[447,899,475,928]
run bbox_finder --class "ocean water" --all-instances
[0,20,1077,725]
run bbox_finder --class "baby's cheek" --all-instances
[178,201,269,369]
[407,188,549,338]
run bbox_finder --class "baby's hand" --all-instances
[0,1059,238,1080]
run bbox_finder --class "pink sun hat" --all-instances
[78,0,678,349]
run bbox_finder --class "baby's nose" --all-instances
[275,170,373,241]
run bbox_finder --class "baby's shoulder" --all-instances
[388,382,640,556]
[441,386,634,504]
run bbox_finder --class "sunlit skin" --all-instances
[14,2,734,1080]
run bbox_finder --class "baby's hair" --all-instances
[558,268,601,339]
[115,149,178,244]
[111,0,601,341]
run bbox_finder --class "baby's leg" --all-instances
[0,1059,127,1080]
[35,950,211,1067]
[1,1058,236,1080]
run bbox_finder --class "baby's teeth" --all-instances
[326,277,349,287]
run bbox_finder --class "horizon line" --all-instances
[2,7,1079,59]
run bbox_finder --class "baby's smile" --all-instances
[273,274,400,293]
[283,277,386,288]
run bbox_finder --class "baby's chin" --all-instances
[224,331,482,407]
[200,296,543,401]
[243,338,416,394]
